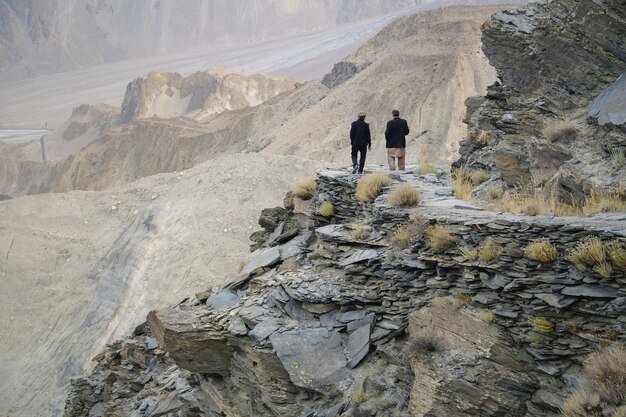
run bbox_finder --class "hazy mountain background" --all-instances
[0,0,519,81]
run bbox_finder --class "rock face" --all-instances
[456,0,626,195]
[119,71,298,124]
[64,167,626,417]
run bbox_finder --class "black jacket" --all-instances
[350,118,371,148]
[385,117,410,148]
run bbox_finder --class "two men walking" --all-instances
[350,110,410,173]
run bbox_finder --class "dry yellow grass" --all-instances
[530,316,554,333]
[610,148,625,170]
[460,246,478,261]
[451,167,474,200]
[416,165,437,175]
[500,189,549,216]
[479,311,494,322]
[318,201,334,217]
[391,226,411,248]
[477,239,501,262]
[593,261,613,278]
[607,240,626,271]
[408,211,429,235]
[292,176,316,199]
[487,187,501,200]
[560,388,602,417]
[568,237,606,269]
[583,187,626,214]
[356,173,392,203]
[425,224,455,253]
[349,223,371,240]
[388,184,421,207]
[525,239,558,263]
[585,345,626,404]
[470,169,489,185]
[542,120,577,142]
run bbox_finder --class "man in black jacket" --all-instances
[350,111,371,174]
[385,109,410,171]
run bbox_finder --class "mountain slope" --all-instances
[0,5,505,197]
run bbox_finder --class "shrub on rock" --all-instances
[292,176,316,200]
[355,173,391,203]
[388,184,421,207]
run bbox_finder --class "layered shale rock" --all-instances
[65,167,626,417]
[456,0,626,198]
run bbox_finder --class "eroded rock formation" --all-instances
[119,71,298,124]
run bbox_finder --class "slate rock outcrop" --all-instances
[64,167,626,417]
[456,0,626,196]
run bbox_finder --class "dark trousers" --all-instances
[351,145,367,173]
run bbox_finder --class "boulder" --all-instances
[269,328,349,393]
[147,309,232,375]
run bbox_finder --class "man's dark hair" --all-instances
[392,110,400,117]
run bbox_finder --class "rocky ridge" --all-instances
[65,166,626,417]
[456,0,626,202]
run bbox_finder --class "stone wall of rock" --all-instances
[455,0,626,199]
[64,168,626,417]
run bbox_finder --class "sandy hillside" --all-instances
[0,153,321,416]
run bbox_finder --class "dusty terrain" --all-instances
[0,153,321,416]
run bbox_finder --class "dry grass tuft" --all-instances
[351,385,366,404]
[356,173,392,203]
[560,388,602,417]
[391,226,411,248]
[292,176,316,200]
[460,246,478,261]
[477,239,501,263]
[425,224,456,253]
[585,345,626,404]
[408,211,429,235]
[607,240,626,271]
[487,187,502,200]
[388,184,421,207]
[349,223,372,241]
[542,120,578,142]
[500,189,550,216]
[318,201,334,217]
[530,316,554,333]
[470,169,489,185]
[525,239,559,263]
[610,148,625,170]
[416,165,437,175]
[407,328,443,358]
[568,237,606,269]
[451,167,474,200]
[479,311,494,322]
[584,187,626,214]
[593,261,614,278]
